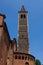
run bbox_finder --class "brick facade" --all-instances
[14,52,35,65]
[0,5,35,65]
[18,5,29,53]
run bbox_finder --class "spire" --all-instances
[18,5,28,13]
[21,5,25,11]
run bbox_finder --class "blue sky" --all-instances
[0,0,43,64]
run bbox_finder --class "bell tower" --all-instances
[18,5,29,53]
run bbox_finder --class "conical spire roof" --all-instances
[21,5,25,11]
[18,5,28,13]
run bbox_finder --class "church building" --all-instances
[0,5,35,65]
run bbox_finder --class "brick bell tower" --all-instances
[18,5,29,53]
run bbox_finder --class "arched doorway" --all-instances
[25,62,29,65]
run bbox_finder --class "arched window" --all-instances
[25,62,29,65]
[20,14,26,19]
[22,56,24,60]
[15,55,17,59]
[25,56,27,60]
[21,15,23,18]
[24,14,26,18]
[18,56,21,59]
